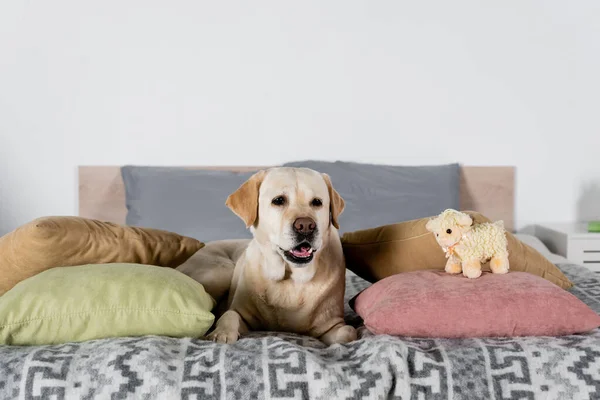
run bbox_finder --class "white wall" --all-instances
[1,1,599,235]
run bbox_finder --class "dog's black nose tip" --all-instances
[293,217,316,234]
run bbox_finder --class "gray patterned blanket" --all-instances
[2,264,600,400]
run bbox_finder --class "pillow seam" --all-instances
[342,231,432,246]
[1,307,214,328]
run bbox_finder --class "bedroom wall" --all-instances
[1,1,599,235]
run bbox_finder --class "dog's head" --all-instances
[226,167,344,267]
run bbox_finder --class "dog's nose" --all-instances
[293,217,316,234]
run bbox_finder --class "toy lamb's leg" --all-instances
[490,255,509,274]
[462,259,482,279]
[445,256,462,274]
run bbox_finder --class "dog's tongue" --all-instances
[291,245,312,258]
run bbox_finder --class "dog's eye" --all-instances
[446,229,452,234]
[311,198,323,207]
[271,196,286,206]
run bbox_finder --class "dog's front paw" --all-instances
[321,324,357,345]
[205,329,240,344]
[335,325,358,344]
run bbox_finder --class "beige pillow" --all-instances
[341,211,573,290]
[0,216,204,296]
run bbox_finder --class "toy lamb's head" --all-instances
[425,209,473,248]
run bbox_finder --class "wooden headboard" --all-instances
[78,165,516,231]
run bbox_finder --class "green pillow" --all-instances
[0,263,216,346]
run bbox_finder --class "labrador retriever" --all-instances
[176,167,357,345]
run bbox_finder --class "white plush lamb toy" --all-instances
[425,209,509,279]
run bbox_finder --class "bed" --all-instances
[2,164,600,400]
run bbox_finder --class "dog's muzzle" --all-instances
[281,242,316,265]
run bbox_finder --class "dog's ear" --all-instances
[226,170,267,228]
[322,173,345,229]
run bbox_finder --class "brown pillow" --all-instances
[341,211,573,290]
[0,216,204,296]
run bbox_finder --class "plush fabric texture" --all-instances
[282,160,460,233]
[0,216,204,296]
[0,264,215,346]
[351,270,600,338]
[122,166,256,241]
[341,211,574,290]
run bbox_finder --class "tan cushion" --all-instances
[341,211,573,290]
[0,216,204,296]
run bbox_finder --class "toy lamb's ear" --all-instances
[457,213,473,227]
[425,219,437,232]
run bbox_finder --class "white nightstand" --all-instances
[536,223,600,271]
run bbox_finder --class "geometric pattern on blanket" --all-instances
[1,263,600,400]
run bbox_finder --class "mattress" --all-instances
[2,258,600,399]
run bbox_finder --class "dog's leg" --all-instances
[490,255,509,274]
[319,323,357,345]
[176,239,249,304]
[462,259,482,279]
[205,310,248,344]
[445,256,462,274]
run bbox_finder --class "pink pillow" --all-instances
[351,270,600,338]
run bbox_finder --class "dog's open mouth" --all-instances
[282,243,315,264]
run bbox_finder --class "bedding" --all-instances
[121,166,255,241]
[283,160,461,233]
[1,262,599,399]
[0,216,203,295]
[351,269,600,338]
[121,162,460,240]
[342,211,574,289]
[0,264,215,346]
